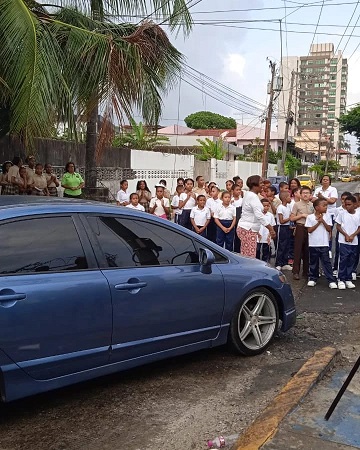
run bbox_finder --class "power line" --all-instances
[308,0,325,53]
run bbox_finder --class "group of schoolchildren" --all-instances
[116,174,360,290]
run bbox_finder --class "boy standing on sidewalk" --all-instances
[335,195,360,289]
[275,192,292,271]
[290,186,314,280]
[305,198,338,289]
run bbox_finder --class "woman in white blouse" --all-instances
[237,175,276,258]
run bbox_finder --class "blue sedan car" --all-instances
[0,197,296,402]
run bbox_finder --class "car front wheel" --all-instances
[229,288,279,356]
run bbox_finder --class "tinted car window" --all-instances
[88,216,199,267]
[0,217,88,275]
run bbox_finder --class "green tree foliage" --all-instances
[284,153,302,178]
[0,0,192,172]
[309,160,340,177]
[338,104,360,157]
[185,111,236,129]
[196,138,225,161]
[112,119,169,150]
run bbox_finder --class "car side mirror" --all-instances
[199,248,215,274]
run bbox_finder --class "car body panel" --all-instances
[0,197,296,402]
[341,175,351,182]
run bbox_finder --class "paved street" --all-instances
[0,180,359,450]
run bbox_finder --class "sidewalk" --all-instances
[261,366,360,450]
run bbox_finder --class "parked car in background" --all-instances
[298,174,315,190]
[341,174,351,182]
[268,176,288,193]
[0,197,296,402]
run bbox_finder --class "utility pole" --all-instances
[279,70,296,176]
[262,61,277,178]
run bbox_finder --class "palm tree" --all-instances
[196,138,226,161]
[113,118,169,150]
[0,0,193,188]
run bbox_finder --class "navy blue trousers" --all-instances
[216,220,234,251]
[178,209,192,230]
[256,243,270,262]
[333,230,339,271]
[192,225,207,238]
[206,217,217,243]
[275,225,291,267]
[309,246,337,282]
[338,243,358,282]
[233,206,242,253]
[353,238,360,273]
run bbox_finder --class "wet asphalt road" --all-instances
[0,180,359,450]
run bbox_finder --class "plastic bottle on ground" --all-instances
[207,434,239,448]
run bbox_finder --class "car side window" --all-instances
[87,216,199,267]
[0,217,88,275]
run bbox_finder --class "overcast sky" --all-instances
[149,0,360,150]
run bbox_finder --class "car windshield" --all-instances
[300,176,310,180]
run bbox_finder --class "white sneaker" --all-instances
[352,272,357,281]
[329,282,338,289]
[345,281,356,289]
[307,280,316,287]
[329,251,332,259]
[275,266,282,271]
[281,265,293,271]
[338,281,346,290]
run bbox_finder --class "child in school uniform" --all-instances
[206,185,222,243]
[305,199,338,288]
[256,198,276,262]
[214,191,236,251]
[354,193,360,278]
[178,178,196,229]
[116,179,130,206]
[126,193,145,212]
[333,191,352,276]
[149,185,170,219]
[231,184,243,253]
[190,195,211,237]
[336,194,360,289]
[275,191,292,271]
[171,184,184,223]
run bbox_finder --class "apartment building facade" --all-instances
[279,43,348,161]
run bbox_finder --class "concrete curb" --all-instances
[233,346,341,450]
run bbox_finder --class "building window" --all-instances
[305,68,313,73]
[330,66,337,72]
[330,58,337,65]
[330,83,336,88]
[328,105,335,111]
[315,59,325,64]
[329,98,336,104]
[329,90,336,96]
[307,60,313,65]
[328,113,335,119]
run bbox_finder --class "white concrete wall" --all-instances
[98,149,277,200]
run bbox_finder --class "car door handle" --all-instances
[0,293,27,302]
[115,279,147,292]
[0,290,27,308]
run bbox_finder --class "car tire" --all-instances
[228,288,279,356]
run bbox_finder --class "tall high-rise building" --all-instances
[279,43,348,160]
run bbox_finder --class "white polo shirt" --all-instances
[126,203,145,212]
[149,197,170,216]
[314,186,338,216]
[258,212,276,243]
[305,213,332,247]
[116,189,129,205]
[336,210,360,246]
[179,192,196,210]
[231,197,243,207]
[214,204,236,221]
[190,206,211,226]
[276,204,292,226]
[171,194,182,216]
[206,197,222,214]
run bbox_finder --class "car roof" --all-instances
[0,195,137,220]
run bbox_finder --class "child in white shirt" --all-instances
[256,198,276,262]
[206,185,222,243]
[116,179,130,206]
[305,198,337,288]
[190,195,211,237]
[126,192,145,212]
[336,194,360,289]
[149,185,170,219]
[275,192,292,271]
[214,191,236,251]
[171,184,184,224]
